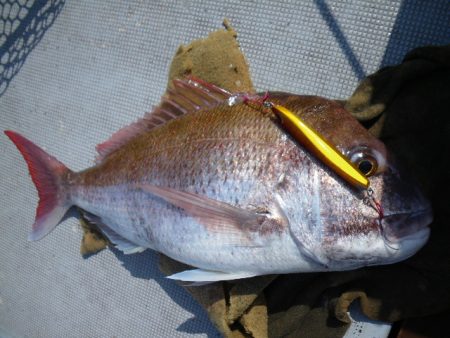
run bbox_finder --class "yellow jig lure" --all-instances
[270,104,369,190]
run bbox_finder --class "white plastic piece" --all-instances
[343,301,392,338]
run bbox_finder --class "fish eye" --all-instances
[348,148,378,177]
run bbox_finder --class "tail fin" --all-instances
[4,131,72,241]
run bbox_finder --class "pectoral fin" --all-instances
[136,184,265,234]
[167,269,257,282]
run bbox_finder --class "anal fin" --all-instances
[82,212,146,255]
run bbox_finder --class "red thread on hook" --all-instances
[242,91,269,106]
[374,199,384,221]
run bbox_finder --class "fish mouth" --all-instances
[365,227,430,267]
[381,207,433,242]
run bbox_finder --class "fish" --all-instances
[4,77,432,283]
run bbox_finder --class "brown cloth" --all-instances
[79,23,450,337]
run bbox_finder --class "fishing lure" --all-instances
[236,90,382,219]
[269,103,369,189]
[266,102,384,221]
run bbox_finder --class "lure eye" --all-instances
[349,149,378,177]
[357,158,377,176]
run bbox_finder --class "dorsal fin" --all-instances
[95,77,233,163]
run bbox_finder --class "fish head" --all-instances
[318,153,433,271]
[355,154,433,266]
[274,95,432,270]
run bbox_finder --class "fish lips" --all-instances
[381,207,433,244]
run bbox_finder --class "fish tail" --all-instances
[5,131,73,241]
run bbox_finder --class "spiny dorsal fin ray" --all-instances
[95,77,233,163]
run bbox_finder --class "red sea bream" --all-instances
[5,78,432,282]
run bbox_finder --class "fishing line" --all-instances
[363,188,398,250]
